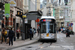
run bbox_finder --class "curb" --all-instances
[6,40,38,50]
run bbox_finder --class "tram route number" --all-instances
[46,33,49,37]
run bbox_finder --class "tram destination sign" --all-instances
[41,19,55,23]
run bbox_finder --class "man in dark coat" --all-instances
[8,28,15,46]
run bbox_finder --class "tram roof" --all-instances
[41,16,55,19]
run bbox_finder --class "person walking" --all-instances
[16,28,20,39]
[66,27,70,37]
[37,27,40,36]
[1,28,7,44]
[6,28,9,43]
[33,28,36,34]
[8,28,15,46]
[29,27,33,40]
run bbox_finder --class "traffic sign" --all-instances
[23,15,26,18]
[36,18,39,22]
[71,23,73,26]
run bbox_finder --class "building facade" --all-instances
[55,0,71,29]
[41,0,71,29]
[28,0,40,28]
[41,0,55,16]
[0,0,23,35]
[0,0,5,36]
[71,0,75,32]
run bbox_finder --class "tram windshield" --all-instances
[40,19,56,33]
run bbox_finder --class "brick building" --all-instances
[2,0,23,29]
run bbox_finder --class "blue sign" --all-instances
[71,23,73,26]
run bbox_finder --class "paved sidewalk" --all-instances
[0,33,39,50]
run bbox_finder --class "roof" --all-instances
[40,16,55,19]
[25,11,42,20]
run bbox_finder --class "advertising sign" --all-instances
[9,0,16,6]
[5,3,10,18]
[53,8,55,16]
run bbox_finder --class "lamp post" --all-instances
[22,15,26,40]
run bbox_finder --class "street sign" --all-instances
[5,3,10,18]
[9,0,16,6]
[71,23,73,26]
[23,15,26,18]
[36,18,39,22]
[16,11,23,18]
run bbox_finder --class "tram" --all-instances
[39,16,57,41]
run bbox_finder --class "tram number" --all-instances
[46,33,49,37]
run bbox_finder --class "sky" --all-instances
[40,0,43,3]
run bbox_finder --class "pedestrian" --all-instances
[1,28,7,44]
[33,28,36,34]
[37,27,40,35]
[59,28,61,32]
[29,27,33,40]
[66,27,70,37]
[16,28,20,39]
[4,28,9,44]
[8,28,15,46]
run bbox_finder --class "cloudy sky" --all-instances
[40,0,43,3]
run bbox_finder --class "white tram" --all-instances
[39,16,57,41]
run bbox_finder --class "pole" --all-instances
[15,17,16,39]
[22,18,25,40]
[0,20,1,36]
[35,0,37,33]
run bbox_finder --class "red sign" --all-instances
[36,18,39,22]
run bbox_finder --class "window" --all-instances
[41,22,46,33]
[64,0,68,5]
[41,22,56,33]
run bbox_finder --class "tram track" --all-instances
[7,41,54,50]
[35,42,53,50]
[6,41,39,50]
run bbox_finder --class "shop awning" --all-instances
[26,11,42,20]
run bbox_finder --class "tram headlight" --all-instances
[41,34,44,36]
[41,34,44,38]
[52,34,54,36]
